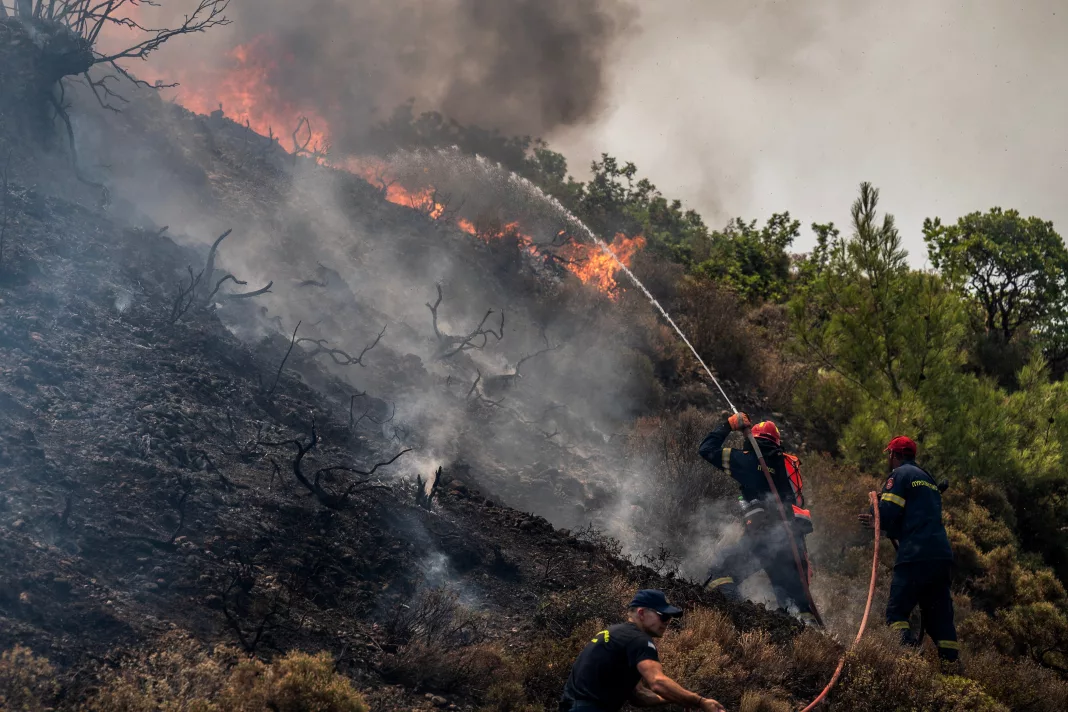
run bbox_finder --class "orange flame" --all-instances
[133,35,330,150]
[131,37,643,296]
[559,233,646,295]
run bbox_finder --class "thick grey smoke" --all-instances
[141,0,634,151]
[549,0,1068,261]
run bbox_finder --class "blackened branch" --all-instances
[297,325,386,367]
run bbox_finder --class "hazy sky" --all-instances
[548,1,1068,262]
[132,1,1068,264]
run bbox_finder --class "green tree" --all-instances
[923,208,1068,345]
[694,213,799,302]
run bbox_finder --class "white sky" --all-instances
[548,1,1068,264]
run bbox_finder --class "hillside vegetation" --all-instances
[1,8,1068,711]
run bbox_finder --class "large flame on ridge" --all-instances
[125,32,643,296]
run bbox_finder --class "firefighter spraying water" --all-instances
[699,413,819,627]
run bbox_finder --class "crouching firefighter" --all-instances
[698,413,818,627]
[558,589,726,711]
[859,436,959,663]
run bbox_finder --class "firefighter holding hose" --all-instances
[698,413,818,626]
[859,436,960,663]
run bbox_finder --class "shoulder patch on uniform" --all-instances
[647,641,657,650]
[885,477,894,490]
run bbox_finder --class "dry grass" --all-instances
[0,635,367,712]
[740,690,793,712]
[86,637,368,712]
[0,645,59,712]
[381,641,508,696]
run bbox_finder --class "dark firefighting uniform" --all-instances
[877,460,959,662]
[698,421,815,623]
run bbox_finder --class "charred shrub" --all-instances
[381,587,499,694]
[384,587,488,648]
[622,408,736,558]
[532,575,633,637]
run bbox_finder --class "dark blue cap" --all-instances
[628,589,683,617]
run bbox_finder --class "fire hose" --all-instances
[744,426,825,627]
[703,387,883,707]
[730,411,881,708]
[798,490,881,711]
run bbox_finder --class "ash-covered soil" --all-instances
[0,155,806,709]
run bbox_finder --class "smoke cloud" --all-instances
[140,0,634,152]
[549,0,1068,260]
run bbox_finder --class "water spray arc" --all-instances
[502,164,824,624]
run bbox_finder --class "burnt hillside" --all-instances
[0,151,804,710]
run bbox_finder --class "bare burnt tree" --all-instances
[482,331,561,397]
[425,284,504,360]
[290,116,329,164]
[2,2,229,191]
[364,162,398,200]
[170,229,272,324]
[296,324,386,367]
[541,228,589,268]
[4,1,230,103]
[167,473,195,545]
[258,421,410,510]
[464,369,502,408]
[218,544,293,654]
[203,410,265,462]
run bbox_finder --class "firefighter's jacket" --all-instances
[878,461,953,566]
[699,422,797,508]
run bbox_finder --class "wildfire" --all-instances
[128,35,643,296]
[345,159,644,295]
[560,233,646,295]
[132,35,331,150]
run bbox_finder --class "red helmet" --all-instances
[751,421,780,446]
[884,436,917,459]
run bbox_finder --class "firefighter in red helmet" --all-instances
[859,436,959,663]
[698,413,818,626]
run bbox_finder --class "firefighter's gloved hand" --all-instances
[857,512,874,529]
[728,412,751,431]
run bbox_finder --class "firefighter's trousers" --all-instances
[705,514,813,620]
[887,560,959,662]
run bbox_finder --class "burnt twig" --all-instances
[425,284,505,359]
[297,325,386,367]
[258,421,411,509]
[265,321,301,397]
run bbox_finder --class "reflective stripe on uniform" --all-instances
[721,448,732,474]
[938,640,960,650]
[707,577,734,589]
[889,621,910,630]
[881,492,906,507]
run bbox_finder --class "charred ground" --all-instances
[0,99,811,711]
